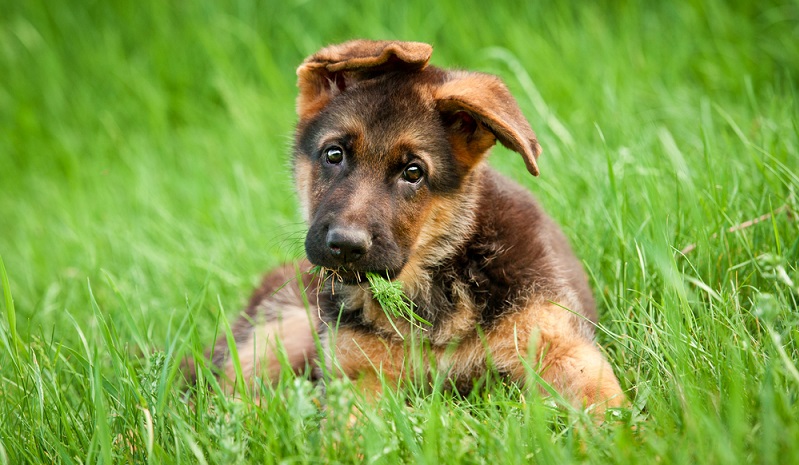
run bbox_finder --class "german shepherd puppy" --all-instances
[208,40,624,413]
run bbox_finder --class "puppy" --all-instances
[207,40,624,413]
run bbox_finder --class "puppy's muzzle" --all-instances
[326,227,372,264]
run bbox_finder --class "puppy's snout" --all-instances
[326,227,372,263]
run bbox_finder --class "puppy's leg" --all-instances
[487,302,624,417]
[537,339,625,415]
[213,263,321,394]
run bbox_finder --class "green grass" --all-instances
[2,0,798,463]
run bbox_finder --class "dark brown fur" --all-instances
[206,40,624,413]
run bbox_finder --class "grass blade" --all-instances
[0,254,20,359]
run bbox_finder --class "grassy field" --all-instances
[2,0,798,463]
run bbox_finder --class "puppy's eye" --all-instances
[402,164,424,183]
[324,146,344,164]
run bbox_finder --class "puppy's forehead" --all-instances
[319,76,441,153]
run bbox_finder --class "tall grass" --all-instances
[1,0,798,463]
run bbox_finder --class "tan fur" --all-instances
[403,177,479,267]
[294,157,314,222]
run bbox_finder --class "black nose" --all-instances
[326,227,371,263]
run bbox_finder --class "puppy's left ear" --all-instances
[297,40,433,121]
[436,71,541,176]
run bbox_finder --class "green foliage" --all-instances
[367,272,432,337]
[1,0,799,463]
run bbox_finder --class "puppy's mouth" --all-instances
[317,267,396,286]
[304,222,408,284]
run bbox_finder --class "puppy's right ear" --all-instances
[296,40,433,120]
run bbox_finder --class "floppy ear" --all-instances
[296,40,433,121]
[435,71,541,176]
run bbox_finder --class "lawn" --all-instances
[1,0,798,463]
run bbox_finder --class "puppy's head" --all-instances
[293,40,541,282]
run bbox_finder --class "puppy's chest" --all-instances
[318,259,529,345]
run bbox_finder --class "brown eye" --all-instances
[402,164,423,183]
[324,146,344,164]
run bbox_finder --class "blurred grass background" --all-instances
[1,0,798,463]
